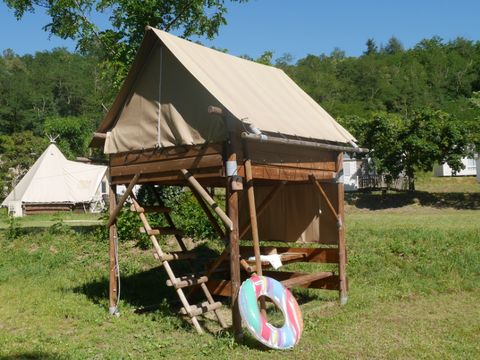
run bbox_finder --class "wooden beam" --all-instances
[237,164,335,182]
[107,173,139,228]
[239,181,285,239]
[110,167,223,186]
[280,271,334,288]
[180,169,233,231]
[110,144,221,167]
[110,154,222,177]
[226,131,242,341]
[336,153,348,305]
[206,272,340,297]
[108,183,118,315]
[311,177,340,222]
[244,159,263,276]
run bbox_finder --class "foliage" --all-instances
[5,215,22,240]
[44,116,95,159]
[3,0,249,87]
[138,185,219,241]
[342,109,469,189]
[115,205,142,243]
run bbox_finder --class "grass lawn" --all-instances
[0,184,479,359]
[0,209,102,229]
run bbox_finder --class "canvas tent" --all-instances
[2,143,108,217]
[91,27,367,337]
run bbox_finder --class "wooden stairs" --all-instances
[130,192,226,334]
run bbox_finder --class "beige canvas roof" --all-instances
[97,27,355,154]
[2,144,107,205]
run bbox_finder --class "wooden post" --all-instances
[209,104,242,339]
[226,137,242,341]
[336,152,348,305]
[244,157,266,315]
[108,183,118,315]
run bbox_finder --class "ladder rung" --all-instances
[130,204,171,213]
[166,274,208,288]
[180,301,222,316]
[139,227,183,236]
[154,251,197,262]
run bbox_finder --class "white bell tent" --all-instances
[2,143,108,217]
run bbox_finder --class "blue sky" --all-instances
[1,0,479,61]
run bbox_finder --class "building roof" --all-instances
[2,144,107,205]
[94,27,356,154]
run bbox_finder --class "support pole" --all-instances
[336,153,348,305]
[244,157,266,315]
[209,104,242,340]
[108,183,118,315]
[227,173,242,341]
[226,136,242,341]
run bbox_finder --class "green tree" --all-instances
[383,36,404,54]
[4,0,249,86]
[43,116,95,159]
[364,38,378,55]
[345,110,469,191]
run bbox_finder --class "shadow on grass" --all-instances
[0,353,64,360]
[72,242,223,311]
[346,191,480,210]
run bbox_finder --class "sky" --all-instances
[1,0,479,61]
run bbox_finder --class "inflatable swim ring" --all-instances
[239,275,303,349]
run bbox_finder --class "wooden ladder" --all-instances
[130,194,227,334]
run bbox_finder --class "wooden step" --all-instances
[153,251,197,262]
[130,204,171,213]
[166,274,209,289]
[139,227,183,236]
[280,271,333,288]
[180,301,222,317]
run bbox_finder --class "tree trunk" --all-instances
[408,176,415,192]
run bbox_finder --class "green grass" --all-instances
[0,188,479,358]
[415,173,479,193]
[0,209,102,229]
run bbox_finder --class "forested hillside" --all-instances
[1,36,480,196]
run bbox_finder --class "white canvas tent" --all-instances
[2,143,108,216]
[93,27,356,154]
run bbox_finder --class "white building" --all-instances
[343,153,363,191]
[433,157,477,177]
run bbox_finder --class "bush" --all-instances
[6,216,22,240]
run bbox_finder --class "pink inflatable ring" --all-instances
[239,275,303,349]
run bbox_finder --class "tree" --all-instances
[383,36,404,55]
[364,38,378,55]
[3,0,249,86]
[255,51,274,65]
[43,116,95,159]
[346,110,469,191]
